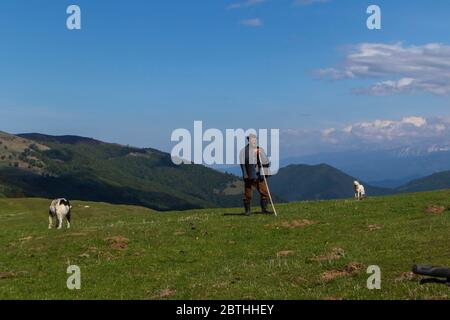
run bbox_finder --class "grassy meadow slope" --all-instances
[0,132,243,211]
[0,191,449,300]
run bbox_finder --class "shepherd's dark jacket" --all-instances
[240,144,270,181]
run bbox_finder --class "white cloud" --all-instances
[240,18,263,27]
[318,116,450,146]
[228,0,265,10]
[402,116,427,128]
[316,43,450,96]
[281,116,450,157]
[322,128,336,136]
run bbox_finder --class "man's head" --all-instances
[247,134,257,148]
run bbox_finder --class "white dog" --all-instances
[49,198,72,229]
[353,181,366,201]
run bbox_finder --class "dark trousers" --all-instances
[243,179,269,204]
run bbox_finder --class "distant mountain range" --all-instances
[269,163,450,202]
[3,131,450,209]
[396,170,450,193]
[0,131,243,211]
[282,146,450,188]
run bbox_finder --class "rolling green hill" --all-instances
[0,132,242,211]
[269,164,391,202]
[0,191,449,300]
[397,170,450,193]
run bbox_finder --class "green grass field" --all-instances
[0,191,449,300]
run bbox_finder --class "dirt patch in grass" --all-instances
[345,262,365,272]
[368,224,382,231]
[159,288,176,298]
[312,248,345,262]
[321,270,347,282]
[395,272,423,282]
[0,272,16,279]
[105,236,129,250]
[277,250,295,257]
[279,219,318,229]
[321,262,365,282]
[425,205,447,215]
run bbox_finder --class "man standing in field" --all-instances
[240,134,272,216]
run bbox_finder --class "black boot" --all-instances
[261,199,272,214]
[244,201,252,216]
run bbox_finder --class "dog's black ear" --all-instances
[60,199,70,206]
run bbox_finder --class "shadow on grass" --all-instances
[420,278,450,286]
[223,212,275,217]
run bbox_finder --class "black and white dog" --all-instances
[49,198,72,229]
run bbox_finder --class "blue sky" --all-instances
[1,0,450,154]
